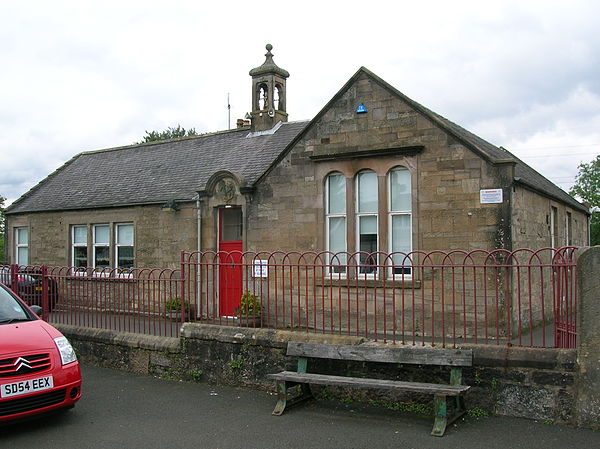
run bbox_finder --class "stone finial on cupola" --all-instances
[249,44,289,132]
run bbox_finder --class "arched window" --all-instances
[388,167,412,274]
[356,171,378,274]
[325,173,346,273]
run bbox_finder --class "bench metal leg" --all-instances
[431,394,448,437]
[272,380,289,416]
[432,394,467,437]
[272,381,313,416]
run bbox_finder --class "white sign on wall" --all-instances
[253,260,269,278]
[480,189,503,204]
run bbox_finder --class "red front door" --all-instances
[218,207,243,316]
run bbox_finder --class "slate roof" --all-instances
[6,121,308,214]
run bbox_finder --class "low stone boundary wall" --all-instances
[56,323,578,425]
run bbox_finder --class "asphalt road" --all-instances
[1,364,598,449]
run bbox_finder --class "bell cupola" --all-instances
[249,44,289,132]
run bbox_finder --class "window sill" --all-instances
[66,270,135,281]
[317,278,421,289]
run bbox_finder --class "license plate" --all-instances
[35,286,43,291]
[1,376,54,398]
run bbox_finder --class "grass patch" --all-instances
[189,369,204,382]
[228,360,244,371]
[467,407,489,418]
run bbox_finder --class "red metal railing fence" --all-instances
[0,247,578,347]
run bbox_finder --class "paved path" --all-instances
[1,365,597,449]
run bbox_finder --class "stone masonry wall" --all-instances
[56,323,579,426]
[512,186,588,249]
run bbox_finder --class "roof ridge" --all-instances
[79,126,251,157]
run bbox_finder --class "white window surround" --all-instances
[15,227,29,266]
[115,223,134,270]
[93,224,110,269]
[325,173,347,275]
[388,167,412,276]
[71,225,88,273]
[67,223,136,276]
[356,171,378,276]
[324,166,414,280]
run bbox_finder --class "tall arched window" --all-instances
[326,173,346,273]
[389,167,412,274]
[357,171,378,274]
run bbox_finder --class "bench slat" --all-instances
[286,342,473,367]
[268,371,470,395]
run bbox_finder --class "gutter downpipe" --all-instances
[196,195,202,254]
[195,194,203,319]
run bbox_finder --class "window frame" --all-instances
[14,227,29,266]
[71,225,88,273]
[356,170,379,277]
[115,223,135,271]
[325,172,347,275]
[388,167,413,277]
[69,223,136,275]
[92,224,110,270]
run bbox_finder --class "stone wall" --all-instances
[512,186,588,249]
[56,322,579,425]
[576,247,600,428]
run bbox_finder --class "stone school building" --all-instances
[4,45,589,272]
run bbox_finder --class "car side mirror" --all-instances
[30,305,43,316]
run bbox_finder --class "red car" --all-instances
[0,283,81,422]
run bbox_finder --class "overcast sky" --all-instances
[1,0,599,205]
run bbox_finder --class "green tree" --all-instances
[569,155,600,245]
[0,196,5,262]
[135,125,200,144]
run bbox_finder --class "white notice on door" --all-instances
[480,189,503,204]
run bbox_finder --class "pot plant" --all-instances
[165,297,194,321]
[235,290,261,327]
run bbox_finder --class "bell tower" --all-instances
[249,44,289,132]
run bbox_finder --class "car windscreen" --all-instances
[0,286,32,323]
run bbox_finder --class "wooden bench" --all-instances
[268,342,473,437]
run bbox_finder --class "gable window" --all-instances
[357,171,378,274]
[15,227,29,265]
[116,224,134,269]
[389,167,412,275]
[93,225,110,268]
[324,165,414,279]
[325,173,347,273]
[72,226,88,269]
